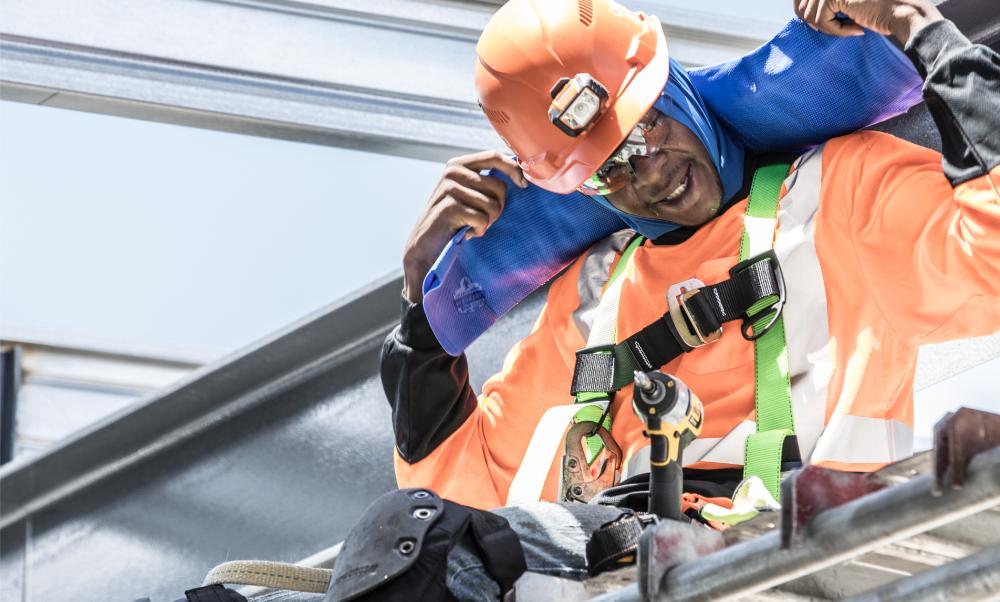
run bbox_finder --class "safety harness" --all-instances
[569,163,797,499]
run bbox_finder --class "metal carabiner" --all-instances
[560,421,622,503]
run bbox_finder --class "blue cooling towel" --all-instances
[424,19,924,356]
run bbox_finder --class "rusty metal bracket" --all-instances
[780,465,884,549]
[561,422,622,503]
[933,407,1000,494]
[638,519,725,600]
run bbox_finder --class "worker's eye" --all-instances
[642,114,672,153]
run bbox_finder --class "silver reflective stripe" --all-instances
[772,145,832,463]
[810,414,914,465]
[624,422,755,477]
[508,231,638,506]
[624,445,651,478]
[572,229,637,342]
[506,401,610,506]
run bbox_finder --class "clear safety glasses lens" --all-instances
[578,110,668,197]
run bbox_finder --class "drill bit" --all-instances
[633,370,655,394]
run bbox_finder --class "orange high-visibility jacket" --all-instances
[381,20,1000,510]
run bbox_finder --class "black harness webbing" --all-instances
[585,511,658,576]
[184,585,247,602]
[571,250,785,395]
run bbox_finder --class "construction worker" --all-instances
[382,0,998,527]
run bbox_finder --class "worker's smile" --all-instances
[604,116,724,228]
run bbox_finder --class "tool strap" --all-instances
[202,560,331,594]
[585,510,658,576]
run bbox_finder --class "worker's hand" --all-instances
[795,0,943,45]
[402,151,527,304]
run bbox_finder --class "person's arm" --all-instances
[380,298,478,464]
[907,19,999,189]
[820,16,1000,344]
[381,256,592,509]
[382,150,525,471]
[381,149,590,509]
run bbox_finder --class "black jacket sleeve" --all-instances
[905,18,1000,186]
[380,298,478,463]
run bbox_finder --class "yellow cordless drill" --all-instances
[632,370,704,520]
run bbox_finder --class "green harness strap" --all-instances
[740,163,795,499]
[574,234,646,462]
[569,164,794,494]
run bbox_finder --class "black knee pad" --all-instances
[327,489,525,602]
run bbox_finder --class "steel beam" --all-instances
[0,345,20,465]
[591,446,1000,602]
[844,545,1000,602]
[0,0,770,162]
[0,272,405,531]
[1,0,994,165]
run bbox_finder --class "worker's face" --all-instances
[603,112,724,227]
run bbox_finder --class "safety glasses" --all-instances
[578,108,670,196]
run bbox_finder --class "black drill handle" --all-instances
[649,443,684,520]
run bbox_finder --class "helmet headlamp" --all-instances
[549,74,609,137]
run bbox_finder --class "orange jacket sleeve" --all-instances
[821,17,1000,345]
[820,132,1000,345]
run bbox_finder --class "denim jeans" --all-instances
[247,502,626,602]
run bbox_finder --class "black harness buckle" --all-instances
[730,250,786,341]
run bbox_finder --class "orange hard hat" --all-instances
[475,0,670,194]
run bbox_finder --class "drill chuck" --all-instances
[633,370,668,405]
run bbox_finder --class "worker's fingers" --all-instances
[798,0,858,37]
[452,202,492,239]
[808,0,828,30]
[827,0,893,36]
[448,184,500,226]
[442,163,509,214]
[450,151,528,188]
[815,4,847,37]
[794,0,816,30]
[834,20,866,36]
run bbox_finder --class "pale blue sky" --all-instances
[0,101,441,361]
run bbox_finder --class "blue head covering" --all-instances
[589,58,746,239]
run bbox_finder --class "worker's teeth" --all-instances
[664,171,689,202]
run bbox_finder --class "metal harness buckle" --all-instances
[729,250,786,341]
[667,278,723,349]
